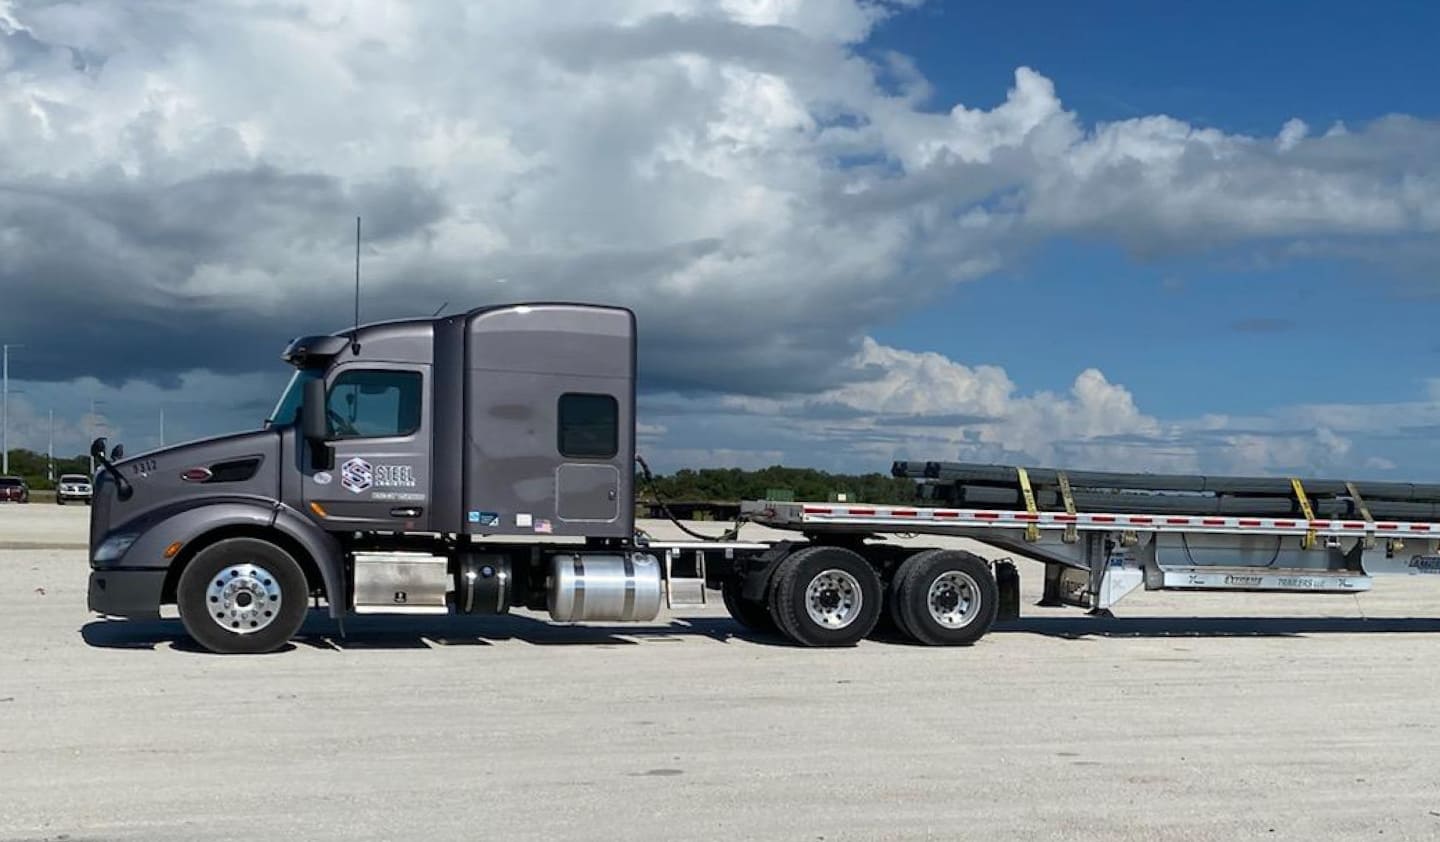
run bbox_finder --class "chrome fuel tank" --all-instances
[547,552,662,622]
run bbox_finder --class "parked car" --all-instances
[56,473,93,505]
[0,476,29,503]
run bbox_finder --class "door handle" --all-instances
[390,507,424,518]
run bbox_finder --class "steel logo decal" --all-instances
[340,457,373,494]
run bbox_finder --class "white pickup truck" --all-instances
[56,473,93,505]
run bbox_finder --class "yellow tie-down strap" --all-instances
[1345,481,1378,550]
[1290,478,1318,550]
[1056,470,1079,544]
[1017,466,1040,543]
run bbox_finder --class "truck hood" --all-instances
[91,429,283,550]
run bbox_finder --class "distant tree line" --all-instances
[638,465,918,505]
[1,449,91,489]
[3,448,920,504]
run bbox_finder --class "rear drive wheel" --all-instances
[768,545,882,647]
[894,549,997,646]
[177,538,309,654]
[721,578,777,634]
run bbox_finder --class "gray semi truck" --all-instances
[86,302,1440,654]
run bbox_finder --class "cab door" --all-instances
[302,363,432,532]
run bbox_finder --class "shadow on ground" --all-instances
[79,610,1440,652]
[78,612,784,652]
[996,615,1440,639]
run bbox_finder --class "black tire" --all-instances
[768,545,882,647]
[883,572,913,640]
[177,538,309,654]
[889,550,965,643]
[894,549,997,646]
[721,578,777,634]
[56,498,64,506]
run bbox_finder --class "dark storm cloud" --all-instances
[0,165,447,384]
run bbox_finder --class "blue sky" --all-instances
[866,0,1440,421]
[3,0,1438,478]
[868,1,1440,131]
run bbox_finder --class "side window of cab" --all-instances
[326,370,423,439]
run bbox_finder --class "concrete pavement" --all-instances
[2,505,1439,841]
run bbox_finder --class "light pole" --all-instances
[2,343,22,475]
[88,398,107,476]
[47,408,54,484]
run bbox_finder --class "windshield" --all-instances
[60,475,89,484]
[0,477,21,487]
[265,368,324,428]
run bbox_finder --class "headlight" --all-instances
[94,533,140,563]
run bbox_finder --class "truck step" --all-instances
[1161,567,1371,593]
[667,578,708,609]
[662,547,709,610]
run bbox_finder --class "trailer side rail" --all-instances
[744,501,1440,540]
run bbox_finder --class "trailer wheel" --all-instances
[768,545,882,647]
[176,538,309,654]
[894,549,997,646]
[721,579,777,634]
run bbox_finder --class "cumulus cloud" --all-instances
[2,0,1438,470]
[640,337,1439,477]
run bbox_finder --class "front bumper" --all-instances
[88,569,166,618]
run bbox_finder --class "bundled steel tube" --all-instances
[895,460,1440,503]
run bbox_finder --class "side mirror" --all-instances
[90,436,134,500]
[110,444,124,461]
[301,377,334,471]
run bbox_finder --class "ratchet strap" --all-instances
[1345,481,1378,550]
[1290,478,1318,550]
[1056,470,1079,544]
[1017,466,1040,542]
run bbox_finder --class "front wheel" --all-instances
[177,538,310,654]
[893,549,997,646]
[768,545,882,647]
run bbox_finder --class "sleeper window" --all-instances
[558,393,619,458]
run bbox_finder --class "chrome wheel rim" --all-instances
[805,569,863,629]
[206,563,283,634]
[927,571,981,629]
